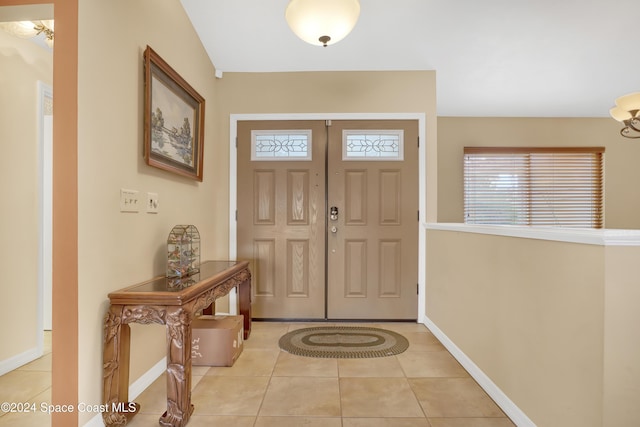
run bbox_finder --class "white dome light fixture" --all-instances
[285,0,360,47]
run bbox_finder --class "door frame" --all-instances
[229,113,427,320]
[38,81,53,337]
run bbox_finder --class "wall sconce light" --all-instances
[0,20,54,48]
[285,0,360,47]
[610,92,640,138]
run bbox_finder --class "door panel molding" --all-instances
[286,239,310,297]
[253,239,276,296]
[287,170,309,225]
[254,170,276,224]
[344,239,368,298]
[379,170,401,225]
[379,240,401,297]
[345,170,367,225]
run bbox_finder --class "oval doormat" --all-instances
[278,326,409,358]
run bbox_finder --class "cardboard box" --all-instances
[191,315,244,367]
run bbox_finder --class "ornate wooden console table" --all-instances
[102,260,251,426]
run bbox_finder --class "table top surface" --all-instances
[107,260,250,305]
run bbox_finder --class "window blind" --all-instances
[464,147,604,228]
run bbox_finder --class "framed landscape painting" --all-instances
[144,46,205,181]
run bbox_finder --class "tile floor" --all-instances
[0,323,516,427]
[0,332,52,426]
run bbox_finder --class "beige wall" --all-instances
[3,2,439,426]
[215,71,438,221]
[76,0,224,422]
[603,246,640,427]
[0,30,52,361]
[426,229,606,427]
[76,9,437,422]
[437,117,640,228]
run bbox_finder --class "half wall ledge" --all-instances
[425,222,640,246]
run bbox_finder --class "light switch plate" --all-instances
[147,192,159,213]
[120,189,139,212]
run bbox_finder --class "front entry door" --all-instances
[237,119,418,320]
[327,120,418,319]
[237,120,327,318]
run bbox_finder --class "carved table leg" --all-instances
[102,305,140,426]
[160,307,194,427]
[238,278,252,339]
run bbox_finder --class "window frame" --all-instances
[463,146,605,229]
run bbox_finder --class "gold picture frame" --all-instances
[143,46,205,181]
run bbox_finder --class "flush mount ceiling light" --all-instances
[285,0,360,47]
[610,92,640,138]
[0,20,54,48]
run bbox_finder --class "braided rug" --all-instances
[278,326,409,358]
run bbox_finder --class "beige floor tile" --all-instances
[251,322,291,334]
[429,418,515,427]
[186,415,256,427]
[255,416,343,427]
[398,351,469,378]
[132,372,203,414]
[245,322,291,350]
[403,332,447,352]
[18,353,52,372]
[191,375,269,415]
[340,377,425,418]
[338,356,405,377]
[192,375,204,390]
[206,348,280,377]
[343,418,431,427]
[0,370,51,404]
[30,387,51,404]
[0,387,51,425]
[372,322,431,334]
[286,322,339,331]
[124,413,164,427]
[259,377,341,417]
[410,378,506,418]
[273,351,338,377]
[191,366,211,376]
[0,408,51,427]
[125,412,257,427]
[133,375,169,415]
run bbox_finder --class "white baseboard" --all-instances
[422,316,536,427]
[83,357,166,427]
[0,347,42,376]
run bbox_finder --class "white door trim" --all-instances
[38,81,53,343]
[229,113,427,320]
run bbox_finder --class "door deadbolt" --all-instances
[330,206,339,221]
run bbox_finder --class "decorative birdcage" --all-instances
[167,225,200,278]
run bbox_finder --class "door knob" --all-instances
[330,226,338,233]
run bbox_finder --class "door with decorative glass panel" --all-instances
[237,120,418,319]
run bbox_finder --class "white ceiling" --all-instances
[180,0,639,118]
